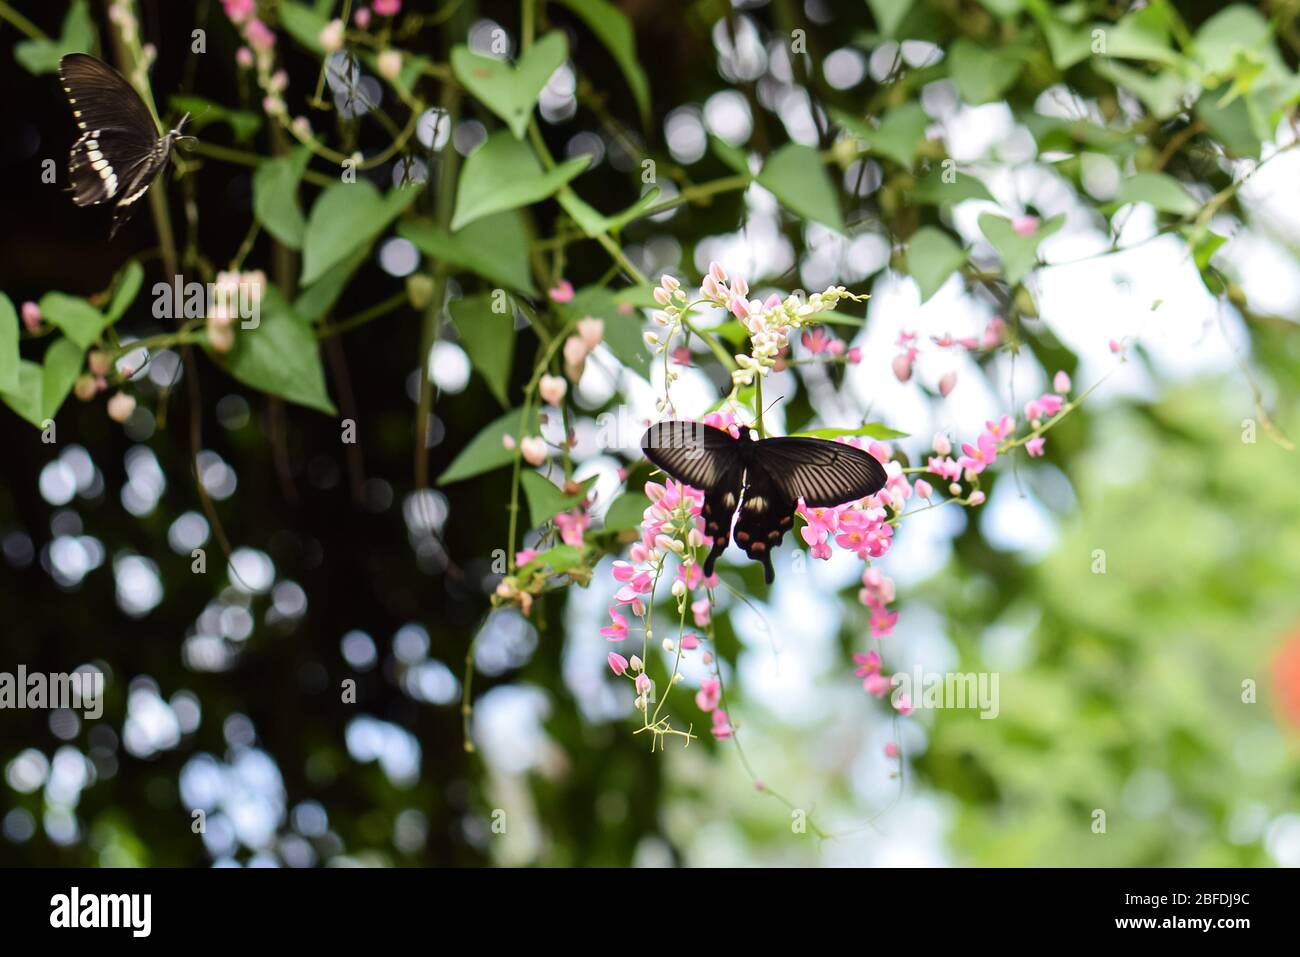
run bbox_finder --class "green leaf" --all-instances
[218,286,336,414]
[601,490,648,531]
[14,0,94,75]
[451,132,589,231]
[169,95,262,143]
[104,261,144,325]
[294,247,368,323]
[552,0,650,125]
[794,423,910,440]
[253,148,311,249]
[438,406,540,486]
[1094,60,1192,120]
[1115,172,1199,217]
[517,543,584,577]
[521,471,594,527]
[908,227,968,302]
[42,337,86,421]
[978,213,1065,286]
[448,294,516,407]
[39,293,106,350]
[301,180,419,285]
[1193,6,1286,83]
[834,103,929,169]
[1022,0,1091,69]
[756,143,844,233]
[912,165,994,205]
[948,39,1022,104]
[1195,90,1262,158]
[1105,6,1178,65]
[866,0,914,37]
[278,2,327,54]
[451,32,568,139]
[0,294,20,395]
[0,361,44,427]
[398,211,538,296]
[710,135,752,176]
[559,187,661,237]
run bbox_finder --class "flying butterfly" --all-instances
[641,420,888,584]
[58,53,191,238]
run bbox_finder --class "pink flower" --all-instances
[797,504,840,560]
[1053,370,1071,393]
[611,560,637,583]
[671,345,693,366]
[914,479,933,498]
[235,46,254,69]
[710,709,734,739]
[885,742,900,758]
[20,301,41,333]
[957,433,998,474]
[223,0,255,24]
[1011,215,1039,236]
[635,673,651,695]
[681,634,700,650]
[319,18,345,52]
[864,673,890,698]
[600,608,628,641]
[692,597,711,627]
[548,279,574,303]
[562,335,587,381]
[938,371,957,397]
[801,327,831,354]
[927,455,961,481]
[515,549,537,566]
[847,347,862,364]
[373,0,402,15]
[860,567,895,606]
[1025,436,1046,457]
[853,651,881,678]
[1024,392,1064,422]
[377,49,402,82]
[538,374,566,405]
[981,317,1006,349]
[985,415,1014,441]
[1109,338,1124,354]
[608,653,629,676]
[244,18,276,53]
[968,490,986,506]
[354,7,372,28]
[932,432,952,456]
[870,607,898,639]
[696,679,721,712]
[554,509,590,547]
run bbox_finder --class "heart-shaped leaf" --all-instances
[1114,172,1199,217]
[254,148,311,249]
[451,132,589,231]
[218,286,336,414]
[834,103,930,169]
[14,0,93,75]
[908,227,969,302]
[978,213,1066,286]
[39,293,106,350]
[451,32,568,139]
[104,261,145,325]
[42,337,86,421]
[439,406,541,486]
[0,294,20,395]
[399,211,539,296]
[521,472,596,527]
[448,293,516,407]
[301,180,419,285]
[756,143,844,233]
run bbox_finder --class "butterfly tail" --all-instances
[759,551,775,585]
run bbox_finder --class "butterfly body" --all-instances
[59,53,187,238]
[641,421,888,584]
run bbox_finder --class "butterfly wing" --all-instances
[59,54,168,232]
[753,436,887,507]
[641,421,744,577]
[731,466,796,585]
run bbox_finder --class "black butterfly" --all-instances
[59,53,190,238]
[641,421,888,584]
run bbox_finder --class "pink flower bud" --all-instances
[608,653,629,676]
[501,434,516,451]
[914,479,933,498]
[538,374,566,406]
[235,46,254,69]
[21,301,41,333]
[576,317,604,349]
[635,673,651,694]
[563,335,588,381]
[885,742,900,758]
[932,432,951,456]
[354,7,371,28]
[938,371,957,397]
[318,18,345,52]
[681,634,699,650]
[373,0,401,15]
[548,279,574,303]
[1053,370,1071,393]
[847,347,862,364]
[106,392,136,423]
[1012,215,1039,237]
[968,490,986,505]
[520,437,547,466]
[891,353,912,382]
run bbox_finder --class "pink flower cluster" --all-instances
[800,326,862,364]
